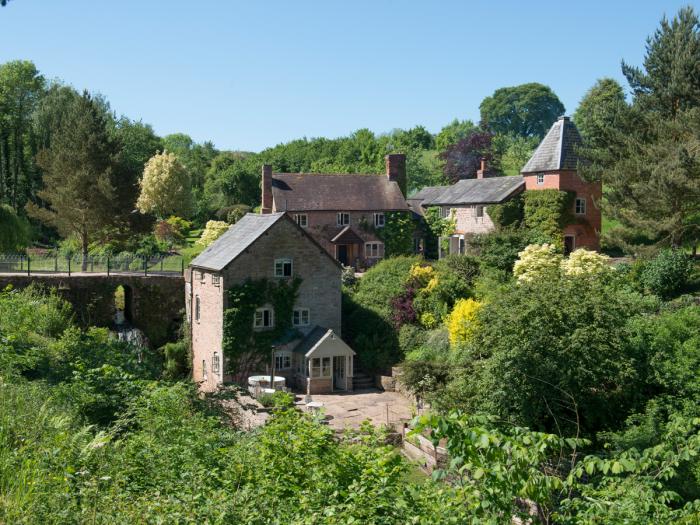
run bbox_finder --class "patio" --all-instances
[298,388,415,430]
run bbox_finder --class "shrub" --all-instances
[562,248,611,276]
[197,220,230,247]
[513,243,562,282]
[640,249,693,298]
[447,298,482,347]
[398,323,428,356]
[470,229,531,273]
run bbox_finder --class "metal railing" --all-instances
[0,253,185,276]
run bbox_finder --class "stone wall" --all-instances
[0,274,184,347]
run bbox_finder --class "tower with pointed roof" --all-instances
[521,116,602,253]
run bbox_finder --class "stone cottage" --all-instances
[413,116,601,254]
[186,212,355,394]
[260,154,412,268]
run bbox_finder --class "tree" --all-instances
[480,83,565,138]
[196,220,229,247]
[492,133,539,176]
[27,91,119,270]
[136,151,192,219]
[0,60,45,210]
[573,78,628,147]
[439,130,493,183]
[162,133,218,190]
[622,6,700,117]
[435,118,476,152]
[0,204,30,251]
[202,151,259,216]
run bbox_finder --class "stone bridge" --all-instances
[0,273,184,348]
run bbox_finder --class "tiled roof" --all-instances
[422,176,525,206]
[271,173,409,212]
[292,326,355,357]
[521,116,583,173]
[189,213,285,271]
[330,226,365,244]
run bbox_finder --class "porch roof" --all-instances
[292,326,355,358]
[330,226,365,245]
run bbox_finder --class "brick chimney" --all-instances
[385,154,407,196]
[261,164,273,214]
[476,157,487,179]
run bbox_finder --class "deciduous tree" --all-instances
[136,151,192,219]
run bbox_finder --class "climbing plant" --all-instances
[377,211,415,257]
[423,207,456,257]
[222,277,301,374]
[523,189,574,247]
[487,192,524,230]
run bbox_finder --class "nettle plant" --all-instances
[222,277,301,375]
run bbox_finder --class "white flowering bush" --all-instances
[197,220,229,247]
[562,248,611,276]
[136,151,192,218]
[513,243,562,282]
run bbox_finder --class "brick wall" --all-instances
[523,171,602,251]
[190,269,225,391]
[453,205,496,235]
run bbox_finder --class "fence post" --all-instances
[160,258,164,273]
[54,254,58,272]
[68,257,71,277]
[107,256,110,277]
[27,256,30,276]
[181,257,184,275]
[144,257,148,277]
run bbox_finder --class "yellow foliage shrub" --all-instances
[409,264,434,288]
[197,220,230,247]
[447,298,482,347]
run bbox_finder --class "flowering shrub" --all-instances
[197,220,229,247]
[562,248,611,276]
[513,243,562,282]
[447,298,482,347]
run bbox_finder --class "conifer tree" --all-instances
[27,91,119,269]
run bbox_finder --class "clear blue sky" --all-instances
[0,1,693,151]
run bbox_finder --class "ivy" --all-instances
[423,207,456,257]
[487,192,524,230]
[222,277,301,374]
[376,211,414,257]
[523,189,574,247]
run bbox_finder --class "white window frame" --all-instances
[337,212,350,226]
[373,212,385,228]
[365,242,383,259]
[212,352,220,375]
[254,307,274,329]
[275,351,292,370]
[194,295,200,322]
[274,258,293,278]
[575,197,586,215]
[295,214,308,227]
[536,173,545,185]
[212,274,220,287]
[293,308,310,326]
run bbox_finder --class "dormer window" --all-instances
[374,213,385,228]
[536,173,545,185]
[337,213,350,226]
[575,197,586,215]
[274,258,293,278]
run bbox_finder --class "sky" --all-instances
[0,1,694,152]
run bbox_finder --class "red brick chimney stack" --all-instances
[261,164,273,214]
[385,154,407,196]
[476,157,487,179]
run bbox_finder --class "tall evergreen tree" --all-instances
[581,7,700,251]
[27,92,119,269]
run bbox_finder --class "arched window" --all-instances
[212,352,220,375]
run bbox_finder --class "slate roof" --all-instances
[189,213,286,271]
[330,226,365,244]
[292,326,355,357]
[521,116,583,173]
[271,173,409,212]
[421,176,525,206]
[406,186,450,216]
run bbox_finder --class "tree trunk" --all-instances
[81,234,89,272]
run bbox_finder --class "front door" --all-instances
[337,245,348,266]
[333,356,345,391]
[564,235,575,256]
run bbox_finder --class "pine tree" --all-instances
[27,91,119,269]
